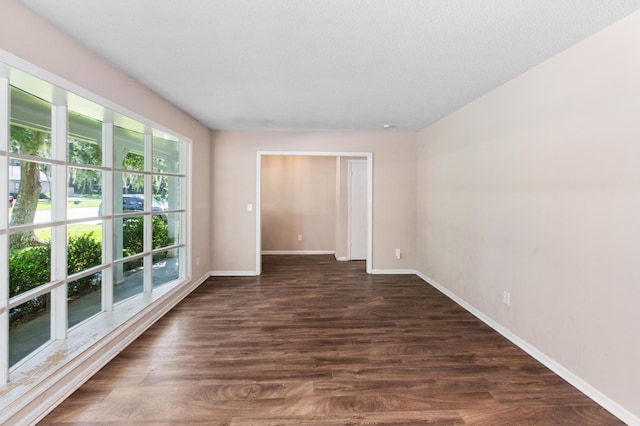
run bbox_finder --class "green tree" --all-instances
[121,152,144,193]
[9,126,49,249]
[68,136,102,195]
[68,165,101,196]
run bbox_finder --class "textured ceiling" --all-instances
[17,0,640,132]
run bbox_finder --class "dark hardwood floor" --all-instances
[40,255,621,425]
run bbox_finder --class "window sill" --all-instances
[0,272,209,425]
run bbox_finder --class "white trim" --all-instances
[347,159,368,261]
[256,151,373,275]
[0,77,7,385]
[255,152,262,276]
[415,271,638,425]
[0,51,196,421]
[371,269,417,275]
[335,256,350,261]
[208,270,258,277]
[186,139,193,290]
[366,157,373,274]
[259,151,372,158]
[262,250,335,255]
[347,160,352,261]
[1,273,209,426]
[143,133,154,293]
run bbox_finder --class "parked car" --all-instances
[98,195,167,222]
[9,196,15,208]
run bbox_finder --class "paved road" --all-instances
[10,206,100,224]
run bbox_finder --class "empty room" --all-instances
[1,1,639,424]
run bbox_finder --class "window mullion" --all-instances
[0,74,8,152]
[50,104,67,340]
[143,133,152,293]
[102,123,114,311]
[0,59,189,385]
[0,76,10,385]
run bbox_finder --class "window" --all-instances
[0,66,189,379]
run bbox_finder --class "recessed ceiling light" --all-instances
[383,124,393,129]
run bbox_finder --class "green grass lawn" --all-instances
[68,223,102,240]
[34,223,102,243]
[13,197,102,242]
[35,198,102,210]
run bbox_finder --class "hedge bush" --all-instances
[10,217,174,325]
[122,216,144,260]
[9,244,51,298]
[9,243,51,325]
[122,216,174,269]
[67,232,102,298]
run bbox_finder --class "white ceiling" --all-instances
[18,0,640,132]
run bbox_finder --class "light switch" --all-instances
[247,203,253,212]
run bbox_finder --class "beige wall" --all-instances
[211,131,417,272]
[0,0,212,279]
[262,155,336,252]
[9,0,635,417]
[416,11,640,418]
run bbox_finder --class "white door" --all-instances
[348,160,367,260]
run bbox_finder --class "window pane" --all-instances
[153,212,181,249]
[114,126,144,170]
[68,111,102,166]
[9,159,53,226]
[9,231,51,297]
[10,293,51,367]
[68,167,103,219]
[114,216,144,260]
[153,136,183,174]
[10,87,52,158]
[114,173,145,212]
[153,249,180,288]
[114,258,144,304]
[68,272,102,329]
[68,221,103,275]
[152,175,183,210]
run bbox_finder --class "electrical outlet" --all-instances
[503,290,511,306]
[298,234,303,241]
[395,248,401,260]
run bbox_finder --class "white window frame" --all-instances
[0,50,192,402]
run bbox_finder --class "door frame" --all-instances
[347,159,368,261]
[256,151,373,275]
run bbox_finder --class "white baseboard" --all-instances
[209,270,258,276]
[371,269,417,275]
[262,250,335,255]
[415,271,638,425]
[335,256,350,261]
[4,273,210,426]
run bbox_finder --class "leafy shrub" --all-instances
[152,216,173,262]
[122,216,174,270]
[67,232,102,297]
[9,244,51,325]
[9,217,174,323]
[9,244,51,298]
[122,217,144,260]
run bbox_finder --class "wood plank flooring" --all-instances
[39,255,622,425]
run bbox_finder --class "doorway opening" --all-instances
[256,151,372,275]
